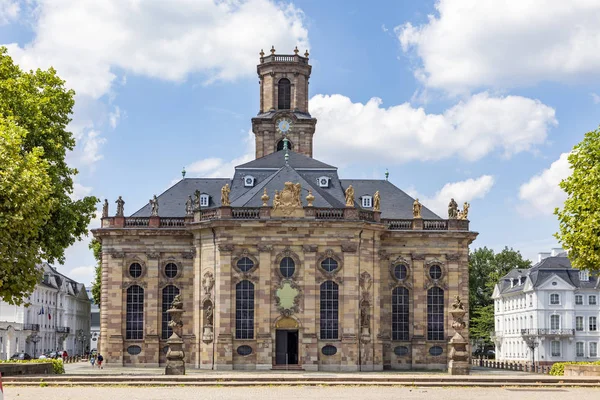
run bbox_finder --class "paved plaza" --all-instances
[7,386,600,400]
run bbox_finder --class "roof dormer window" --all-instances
[200,194,209,207]
[318,176,330,188]
[362,196,372,208]
[244,176,255,187]
[579,270,589,282]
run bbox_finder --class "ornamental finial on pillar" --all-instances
[304,49,309,58]
[270,45,276,55]
[259,49,265,58]
[294,46,299,55]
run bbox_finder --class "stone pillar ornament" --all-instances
[458,202,470,220]
[306,190,315,207]
[194,190,201,210]
[373,191,380,212]
[102,199,109,218]
[185,195,193,216]
[261,188,270,206]
[165,294,185,375]
[448,198,458,219]
[448,295,469,375]
[115,196,125,217]
[149,195,159,216]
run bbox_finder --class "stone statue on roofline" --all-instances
[345,185,355,207]
[115,196,125,217]
[373,191,381,212]
[413,198,422,219]
[102,199,109,218]
[221,184,231,206]
[185,195,193,216]
[458,202,470,220]
[448,198,458,219]
[149,195,159,216]
[194,190,201,210]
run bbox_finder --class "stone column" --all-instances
[341,242,359,372]
[256,245,273,370]
[193,234,202,368]
[105,252,124,365]
[301,245,318,371]
[144,253,160,367]
[411,253,426,369]
[215,243,233,370]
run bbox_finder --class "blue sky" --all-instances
[2,0,599,286]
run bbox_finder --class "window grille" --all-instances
[278,78,291,109]
[235,280,254,339]
[590,317,597,332]
[427,287,444,341]
[550,293,560,305]
[321,257,338,273]
[126,285,144,340]
[551,315,560,330]
[280,257,295,278]
[576,316,584,331]
[551,340,561,357]
[576,342,584,357]
[590,296,597,305]
[320,281,339,340]
[575,295,583,305]
[392,287,409,341]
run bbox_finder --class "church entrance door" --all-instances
[275,329,298,365]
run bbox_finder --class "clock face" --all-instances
[276,118,293,134]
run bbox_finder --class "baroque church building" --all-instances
[94,48,477,371]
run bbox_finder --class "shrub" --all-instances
[0,358,64,374]
[549,361,600,376]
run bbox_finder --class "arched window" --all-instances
[392,287,409,341]
[278,78,291,110]
[126,285,144,340]
[276,139,293,152]
[236,280,254,339]
[320,281,339,339]
[427,287,444,341]
[161,285,180,339]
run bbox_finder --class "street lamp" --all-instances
[76,329,84,356]
[30,333,41,358]
[522,334,539,370]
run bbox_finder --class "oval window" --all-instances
[237,257,254,273]
[394,346,409,356]
[237,345,253,356]
[165,263,178,278]
[92,338,97,342]
[429,265,442,280]
[429,346,443,356]
[280,257,295,278]
[129,263,142,278]
[127,345,142,355]
[322,345,337,356]
[394,264,408,280]
[321,257,339,273]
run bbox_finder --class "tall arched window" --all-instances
[126,285,144,340]
[392,287,409,341]
[278,78,291,109]
[427,287,444,341]
[161,285,180,339]
[320,281,339,339]
[236,280,254,339]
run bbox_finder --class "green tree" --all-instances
[89,238,102,305]
[0,47,98,304]
[468,247,531,342]
[555,127,600,272]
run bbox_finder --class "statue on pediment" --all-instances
[272,182,304,217]
[221,184,231,206]
[345,185,355,207]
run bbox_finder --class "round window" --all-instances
[394,346,409,356]
[165,263,178,278]
[429,346,443,356]
[429,265,442,280]
[322,345,337,356]
[129,263,142,278]
[321,257,339,273]
[127,345,142,355]
[394,264,408,280]
[237,345,253,356]
[237,257,254,272]
[280,257,295,278]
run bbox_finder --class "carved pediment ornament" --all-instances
[445,253,461,261]
[425,258,445,267]
[111,252,125,259]
[274,279,303,316]
[218,243,234,253]
[181,251,194,259]
[302,244,318,253]
[411,253,426,261]
[389,281,413,290]
[423,280,448,291]
[341,243,357,253]
[272,181,303,216]
[122,281,147,289]
[257,244,273,252]
[147,252,159,260]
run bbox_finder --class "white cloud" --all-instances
[397,0,600,92]
[311,92,557,165]
[518,152,570,216]
[65,265,95,287]
[0,0,19,25]
[4,0,309,99]
[108,106,122,129]
[71,182,93,201]
[408,175,495,217]
[591,93,600,104]
[79,130,106,167]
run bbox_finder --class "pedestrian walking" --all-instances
[97,354,104,369]
[90,354,96,367]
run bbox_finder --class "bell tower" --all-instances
[251,46,317,159]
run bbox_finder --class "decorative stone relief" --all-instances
[165,294,185,375]
[341,243,357,253]
[181,251,194,259]
[147,252,159,260]
[202,298,214,344]
[121,281,148,289]
[445,253,461,261]
[111,252,125,259]
[411,253,426,260]
[272,182,303,217]
[274,279,302,317]
[302,244,318,253]
[378,250,390,260]
[257,244,273,252]
[218,243,234,253]
[202,271,214,297]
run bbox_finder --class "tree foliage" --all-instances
[468,247,531,342]
[555,127,600,272]
[0,47,98,304]
[89,238,102,305]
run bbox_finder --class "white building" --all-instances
[0,263,91,359]
[85,286,100,352]
[492,249,600,365]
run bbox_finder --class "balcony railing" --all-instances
[232,208,260,219]
[385,219,413,230]
[315,208,344,220]
[521,328,575,337]
[56,326,70,334]
[159,217,186,227]
[23,324,39,331]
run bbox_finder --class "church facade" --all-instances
[93,48,477,371]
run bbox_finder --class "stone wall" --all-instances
[0,362,54,376]
[565,364,600,376]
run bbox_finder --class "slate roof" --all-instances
[254,110,314,120]
[497,255,599,294]
[131,150,441,220]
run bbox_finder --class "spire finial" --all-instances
[385,169,389,181]
[294,46,299,55]
[304,49,309,58]
[182,167,186,179]
[270,45,276,55]
[259,49,265,58]
[283,137,289,164]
